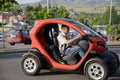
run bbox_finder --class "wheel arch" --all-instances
[23,48,51,69]
[22,51,41,65]
[21,52,42,75]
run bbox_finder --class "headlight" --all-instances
[97,42,106,47]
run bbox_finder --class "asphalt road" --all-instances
[0,46,120,80]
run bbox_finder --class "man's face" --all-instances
[63,27,69,34]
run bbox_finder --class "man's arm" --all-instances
[65,34,81,45]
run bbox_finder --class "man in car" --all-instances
[57,25,85,58]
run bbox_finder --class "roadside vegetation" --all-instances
[0,1,120,39]
[19,3,120,39]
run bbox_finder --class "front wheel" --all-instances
[21,54,41,75]
[84,58,109,80]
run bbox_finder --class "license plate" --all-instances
[10,34,16,38]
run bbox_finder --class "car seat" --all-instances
[78,40,89,52]
[51,27,78,65]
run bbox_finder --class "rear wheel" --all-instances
[84,58,109,80]
[21,54,41,75]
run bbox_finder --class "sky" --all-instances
[16,0,40,4]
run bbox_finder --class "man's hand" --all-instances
[82,35,89,40]
[66,34,81,44]
[76,34,81,39]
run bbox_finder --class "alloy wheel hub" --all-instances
[23,58,37,73]
[88,63,104,80]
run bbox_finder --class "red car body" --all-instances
[22,18,119,80]
[30,19,105,70]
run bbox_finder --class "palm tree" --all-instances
[0,0,18,48]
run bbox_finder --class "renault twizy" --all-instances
[21,18,119,80]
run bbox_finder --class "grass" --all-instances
[60,5,120,14]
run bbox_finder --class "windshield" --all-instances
[7,29,20,35]
[66,19,101,37]
[53,18,101,37]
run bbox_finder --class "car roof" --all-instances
[48,18,84,26]
[49,18,75,22]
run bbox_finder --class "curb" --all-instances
[107,45,120,46]
[0,45,119,54]
[0,48,29,54]
[0,50,28,54]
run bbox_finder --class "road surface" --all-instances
[0,46,120,80]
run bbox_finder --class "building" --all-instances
[0,12,13,23]
[0,12,25,24]
[9,15,24,23]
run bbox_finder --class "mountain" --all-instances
[37,0,120,5]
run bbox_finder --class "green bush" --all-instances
[22,25,28,29]
[105,24,120,37]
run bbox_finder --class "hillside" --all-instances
[21,0,120,14]
[38,0,120,5]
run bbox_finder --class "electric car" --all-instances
[21,18,119,80]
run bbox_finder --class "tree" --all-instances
[34,3,42,11]
[77,12,87,23]
[24,5,34,23]
[31,5,69,20]
[56,6,69,18]
[101,6,119,25]
[101,6,120,38]
[25,5,34,12]
[91,16,101,25]
[8,5,23,15]
[32,7,47,20]
[0,0,18,48]
[0,0,18,11]
[74,12,94,26]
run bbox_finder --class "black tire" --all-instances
[21,54,41,75]
[9,42,15,46]
[84,58,109,80]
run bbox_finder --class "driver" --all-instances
[57,25,85,57]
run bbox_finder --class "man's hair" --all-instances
[61,25,69,29]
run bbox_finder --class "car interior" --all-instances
[37,23,89,65]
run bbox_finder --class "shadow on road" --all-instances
[109,75,120,80]
[34,70,120,80]
[109,67,120,80]
[36,70,84,76]
[34,70,89,79]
